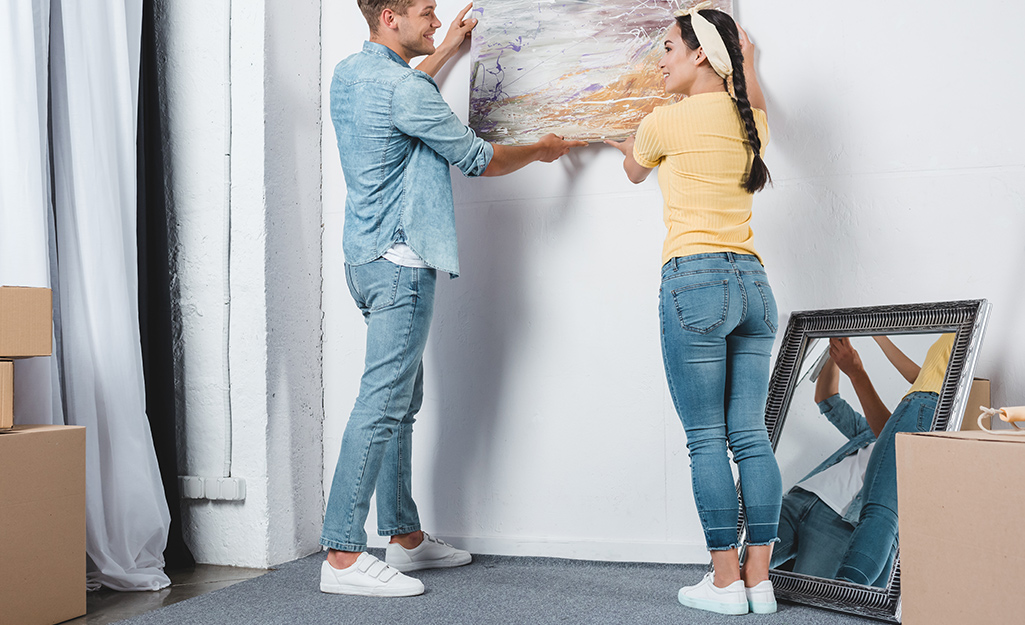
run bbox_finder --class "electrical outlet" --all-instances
[179,476,246,501]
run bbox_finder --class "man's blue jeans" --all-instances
[659,253,783,550]
[836,391,937,585]
[320,259,436,552]
[774,488,896,586]
[774,487,854,579]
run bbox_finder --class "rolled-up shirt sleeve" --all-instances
[817,394,874,441]
[392,72,493,177]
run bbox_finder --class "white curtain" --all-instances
[0,0,63,427]
[1,0,171,592]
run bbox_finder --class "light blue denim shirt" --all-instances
[330,41,494,277]
[797,394,877,525]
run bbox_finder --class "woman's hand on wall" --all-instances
[735,22,767,114]
[737,23,755,65]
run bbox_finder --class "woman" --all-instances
[606,3,780,616]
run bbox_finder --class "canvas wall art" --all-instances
[468,0,734,145]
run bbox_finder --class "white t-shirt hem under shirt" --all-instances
[797,442,876,519]
[382,242,430,269]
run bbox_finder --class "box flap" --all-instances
[900,429,1025,444]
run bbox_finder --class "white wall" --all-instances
[159,0,323,568]
[321,0,1024,564]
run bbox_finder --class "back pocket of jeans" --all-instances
[672,279,729,334]
[753,281,778,334]
[916,401,938,432]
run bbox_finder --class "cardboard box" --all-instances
[0,286,52,358]
[0,425,86,625]
[0,360,12,430]
[957,378,992,431]
[896,431,1025,625]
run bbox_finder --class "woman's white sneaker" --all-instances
[320,552,424,597]
[385,532,472,572]
[677,572,749,615]
[746,579,777,614]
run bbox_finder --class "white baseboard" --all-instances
[367,534,711,565]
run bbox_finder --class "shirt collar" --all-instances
[362,41,410,68]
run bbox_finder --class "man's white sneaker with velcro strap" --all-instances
[385,532,472,573]
[320,552,424,597]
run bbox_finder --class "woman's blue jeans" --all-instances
[836,391,938,585]
[659,253,783,551]
[320,260,436,552]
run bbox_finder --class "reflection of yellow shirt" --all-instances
[633,92,769,265]
[905,333,956,397]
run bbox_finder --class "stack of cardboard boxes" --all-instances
[0,286,87,625]
[1,287,53,429]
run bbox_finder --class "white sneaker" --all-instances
[385,532,472,572]
[678,572,749,615]
[746,579,777,614]
[320,552,424,597]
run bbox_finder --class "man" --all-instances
[772,345,885,582]
[321,0,585,597]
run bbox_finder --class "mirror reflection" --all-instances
[771,332,955,587]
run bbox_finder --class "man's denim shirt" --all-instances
[331,42,494,277]
[797,394,877,525]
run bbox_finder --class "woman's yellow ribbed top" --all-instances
[633,92,769,265]
[905,333,956,397]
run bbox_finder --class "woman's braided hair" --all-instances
[675,10,771,193]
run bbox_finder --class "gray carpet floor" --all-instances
[114,550,880,624]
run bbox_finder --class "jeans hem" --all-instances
[320,538,366,552]
[708,542,742,552]
[745,537,780,547]
[378,524,422,537]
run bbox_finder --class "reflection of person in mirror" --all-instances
[831,334,956,586]
[605,5,780,616]
[772,351,896,585]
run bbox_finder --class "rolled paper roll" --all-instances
[998,406,1025,424]
[977,406,1025,433]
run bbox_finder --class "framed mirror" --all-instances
[744,300,990,622]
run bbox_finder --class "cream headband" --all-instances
[673,1,735,93]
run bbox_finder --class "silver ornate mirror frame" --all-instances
[744,299,991,622]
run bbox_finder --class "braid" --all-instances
[721,22,771,193]
[677,11,771,194]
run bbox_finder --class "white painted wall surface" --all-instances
[159,0,323,567]
[320,0,1024,564]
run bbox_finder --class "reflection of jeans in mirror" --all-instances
[775,488,855,578]
[836,391,939,585]
[659,253,783,550]
[775,490,896,586]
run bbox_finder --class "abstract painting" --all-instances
[468,0,733,144]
